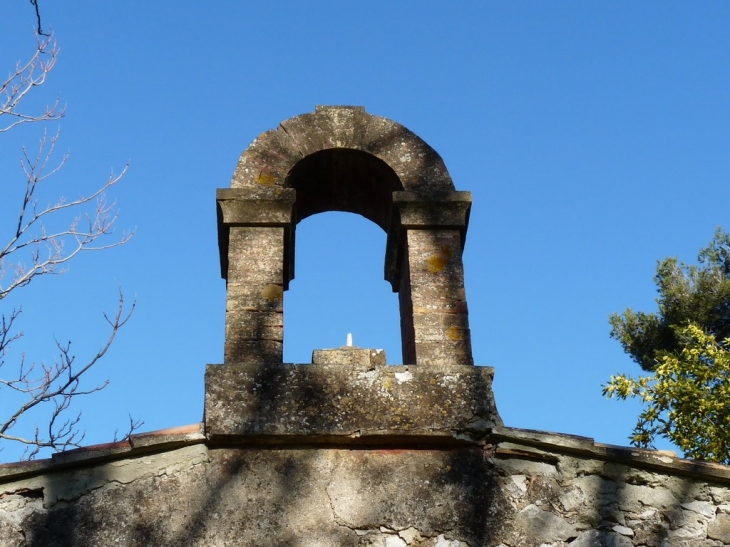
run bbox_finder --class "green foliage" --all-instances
[609,227,730,371]
[606,228,730,460]
[604,325,730,463]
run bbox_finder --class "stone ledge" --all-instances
[205,363,502,445]
[0,424,205,483]
[493,426,730,484]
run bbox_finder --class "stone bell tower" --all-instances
[3,107,727,547]
[205,106,501,445]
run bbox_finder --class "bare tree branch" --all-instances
[0,290,134,459]
[0,30,135,459]
[29,1,48,37]
[0,129,131,300]
[1,33,61,132]
[113,414,145,446]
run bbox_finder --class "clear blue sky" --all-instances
[1,2,728,461]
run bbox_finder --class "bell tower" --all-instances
[205,106,501,445]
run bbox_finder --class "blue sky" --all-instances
[0,2,728,461]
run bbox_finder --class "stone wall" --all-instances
[490,429,730,547]
[1,425,730,547]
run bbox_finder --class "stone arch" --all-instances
[231,106,455,197]
[217,106,473,367]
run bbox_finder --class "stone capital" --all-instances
[384,190,472,290]
[216,187,296,286]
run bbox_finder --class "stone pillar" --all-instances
[217,188,295,364]
[385,191,473,366]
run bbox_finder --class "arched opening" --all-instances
[285,148,403,230]
[283,212,401,364]
[218,107,473,367]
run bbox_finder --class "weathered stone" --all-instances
[682,500,716,518]
[326,448,511,545]
[0,445,513,547]
[708,513,730,542]
[226,226,285,284]
[384,535,407,547]
[559,485,584,511]
[493,455,560,479]
[514,504,578,543]
[0,520,23,547]
[397,527,422,544]
[1,425,730,545]
[510,475,528,495]
[223,225,287,363]
[612,524,634,536]
[233,106,454,197]
[225,282,284,312]
[222,338,283,365]
[217,187,296,225]
[570,530,634,547]
[205,363,501,443]
[230,129,302,188]
[573,475,619,506]
[224,310,283,340]
[393,229,473,366]
[412,340,473,367]
[628,519,668,546]
[618,482,679,512]
[432,534,468,547]
[312,347,386,369]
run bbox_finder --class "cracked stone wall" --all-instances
[2,432,730,546]
[491,438,730,547]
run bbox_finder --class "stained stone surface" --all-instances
[2,428,730,546]
[205,363,501,444]
[311,347,387,369]
[232,106,455,197]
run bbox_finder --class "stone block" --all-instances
[311,105,371,149]
[223,339,283,365]
[514,504,579,543]
[225,309,283,336]
[278,111,335,156]
[410,285,468,306]
[225,282,283,312]
[413,324,471,343]
[205,363,501,444]
[708,513,730,543]
[227,226,284,267]
[217,187,296,224]
[311,347,386,369]
[413,312,470,331]
[413,340,474,367]
[230,132,303,188]
[570,530,634,547]
[394,192,471,232]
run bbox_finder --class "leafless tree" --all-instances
[0,32,137,459]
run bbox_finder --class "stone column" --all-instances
[217,188,295,364]
[385,191,473,366]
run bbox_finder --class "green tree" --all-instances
[609,227,730,372]
[605,228,730,461]
[604,325,730,463]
